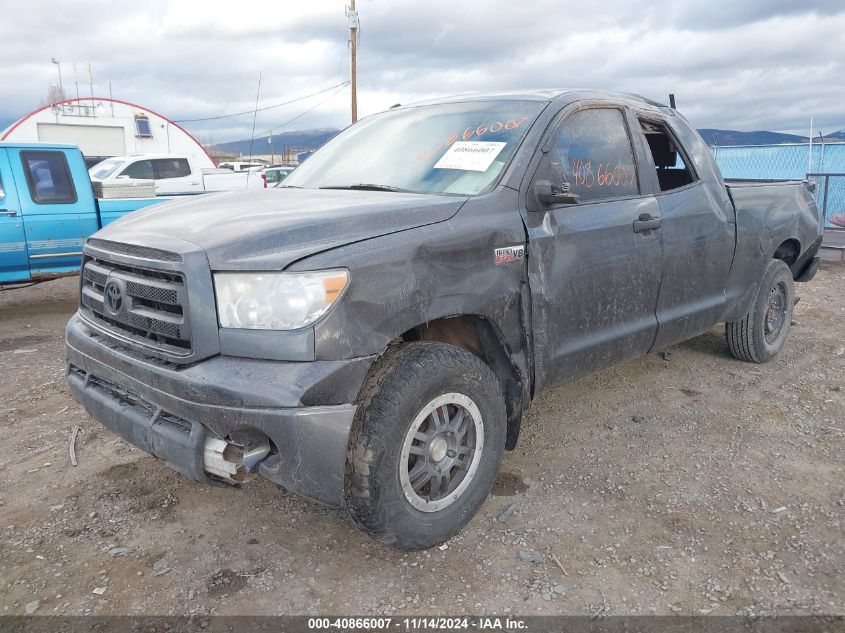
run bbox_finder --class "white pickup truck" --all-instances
[89,154,266,195]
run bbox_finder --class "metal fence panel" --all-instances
[712,143,845,228]
[713,143,845,179]
[808,173,845,228]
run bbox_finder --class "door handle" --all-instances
[633,214,661,233]
[0,208,18,217]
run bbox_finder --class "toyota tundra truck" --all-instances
[65,90,823,549]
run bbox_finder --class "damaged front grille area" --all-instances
[80,253,192,355]
[68,364,269,485]
[77,365,193,435]
[87,374,157,418]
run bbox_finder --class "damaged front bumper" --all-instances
[65,313,374,506]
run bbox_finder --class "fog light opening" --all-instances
[202,429,272,483]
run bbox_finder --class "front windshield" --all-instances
[89,158,124,180]
[283,100,545,196]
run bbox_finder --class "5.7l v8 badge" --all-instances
[495,244,525,265]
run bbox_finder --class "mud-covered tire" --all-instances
[726,259,795,363]
[345,342,506,549]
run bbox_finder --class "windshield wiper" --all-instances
[319,183,414,193]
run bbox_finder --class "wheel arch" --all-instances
[772,237,801,266]
[365,314,526,450]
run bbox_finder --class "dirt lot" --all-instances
[1,269,843,617]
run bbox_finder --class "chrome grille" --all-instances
[81,292,105,314]
[80,254,191,354]
[86,238,183,262]
[125,280,178,305]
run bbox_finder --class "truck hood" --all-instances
[94,188,468,269]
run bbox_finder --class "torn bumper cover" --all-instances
[65,313,370,506]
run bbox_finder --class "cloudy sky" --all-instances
[1,0,843,143]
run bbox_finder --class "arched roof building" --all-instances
[1,97,214,167]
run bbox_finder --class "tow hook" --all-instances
[202,430,271,483]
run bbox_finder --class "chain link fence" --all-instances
[808,173,845,229]
[712,143,845,228]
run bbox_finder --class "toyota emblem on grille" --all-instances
[104,279,124,315]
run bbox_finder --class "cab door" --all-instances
[11,148,98,277]
[629,115,735,349]
[521,105,663,392]
[0,149,29,283]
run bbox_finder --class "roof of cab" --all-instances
[0,141,80,150]
[107,154,193,161]
[391,89,669,111]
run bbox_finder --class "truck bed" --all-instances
[725,178,820,238]
[724,178,812,188]
[721,177,823,305]
[725,178,819,216]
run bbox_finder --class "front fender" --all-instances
[289,197,529,367]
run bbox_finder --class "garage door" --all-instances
[37,123,126,156]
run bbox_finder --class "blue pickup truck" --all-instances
[0,142,168,285]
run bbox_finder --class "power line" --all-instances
[347,0,359,123]
[246,71,262,186]
[174,81,350,123]
[262,83,348,137]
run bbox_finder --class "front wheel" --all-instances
[345,342,506,549]
[726,259,795,363]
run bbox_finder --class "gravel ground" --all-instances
[0,269,842,617]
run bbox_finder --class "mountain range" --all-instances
[698,129,845,146]
[211,128,339,156]
[212,127,845,155]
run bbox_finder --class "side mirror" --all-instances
[534,180,580,207]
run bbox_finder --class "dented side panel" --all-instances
[721,179,823,321]
[521,195,664,393]
[295,188,530,376]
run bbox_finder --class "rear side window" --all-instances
[548,108,639,203]
[21,151,78,204]
[121,160,155,180]
[265,169,287,184]
[153,158,191,179]
[639,119,697,192]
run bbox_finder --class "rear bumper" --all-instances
[66,313,373,506]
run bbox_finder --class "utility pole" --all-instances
[73,61,80,106]
[51,58,64,102]
[348,1,358,123]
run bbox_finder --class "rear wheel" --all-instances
[345,342,506,549]
[726,259,795,363]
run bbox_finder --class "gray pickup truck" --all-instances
[65,90,823,549]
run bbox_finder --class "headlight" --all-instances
[213,270,348,330]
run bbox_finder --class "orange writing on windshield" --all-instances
[419,117,529,161]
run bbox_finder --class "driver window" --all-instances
[546,108,639,203]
